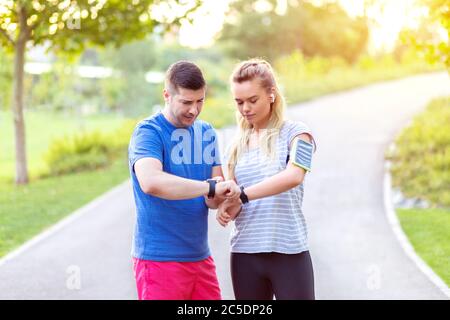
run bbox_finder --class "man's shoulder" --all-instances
[134,113,164,134]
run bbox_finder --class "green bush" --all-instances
[48,150,110,176]
[387,96,450,207]
[109,118,140,154]
[274,49,441,106]
[44,131,113,176]
[42,118,140,177]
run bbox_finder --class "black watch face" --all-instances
[207,179,215,198]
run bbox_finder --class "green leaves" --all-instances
[219,0,369,63]
[0,0,199,53]
[398,0,450,69]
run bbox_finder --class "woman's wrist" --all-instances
[239,185,250,203]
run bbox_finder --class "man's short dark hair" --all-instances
[165,61,206,93]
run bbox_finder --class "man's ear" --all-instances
[163,88,170,103]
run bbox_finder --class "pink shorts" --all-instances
[132,256,222,300]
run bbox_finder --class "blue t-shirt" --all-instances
[128,112,221,262]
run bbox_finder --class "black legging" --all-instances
[231,251,315,300]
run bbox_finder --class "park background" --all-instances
[0,0,448,299]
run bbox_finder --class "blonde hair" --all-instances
[227,59,286,179]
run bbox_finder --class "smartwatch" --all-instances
[206,179,217,199]
[239,185,249,204]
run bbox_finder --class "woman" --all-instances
[217,59,317,300]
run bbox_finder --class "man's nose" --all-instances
[189,105,198,116]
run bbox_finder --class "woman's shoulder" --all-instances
[281,119,312,136]
[282,119,317,151]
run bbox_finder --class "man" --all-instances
[128,61,240,300]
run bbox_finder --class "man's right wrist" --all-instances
[206,179,217,199]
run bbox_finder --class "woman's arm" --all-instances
[244,133,312,201]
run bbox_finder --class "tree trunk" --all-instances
[13,7,29,185]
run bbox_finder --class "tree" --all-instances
[406,0,449,68]
[218,0,369,63]
[0,0,197,184]
[0,47,12,110]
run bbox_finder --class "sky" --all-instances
[178,0,433,52]
[177,0,232,48]
[338,0,430,52]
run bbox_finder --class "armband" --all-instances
[290,137,313,172]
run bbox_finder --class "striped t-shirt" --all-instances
[229,120,316,254]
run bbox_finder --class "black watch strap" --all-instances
[207,179,217,199]
[239,185,249,204]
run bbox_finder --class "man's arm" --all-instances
[134,158,240,200]
[216,198,242,227]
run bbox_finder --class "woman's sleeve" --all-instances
[286,121,317,172]
[286,121,317,153]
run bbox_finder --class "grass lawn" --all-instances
[397,208,450,286]
[0,158,129,258]
[0,110,133,258]
[390,96,450,288]
[0,110,127,181]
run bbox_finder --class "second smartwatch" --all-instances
[239,185,249,204]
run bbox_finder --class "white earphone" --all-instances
[271,94,275,103]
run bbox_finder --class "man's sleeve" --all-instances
[128,124,163,173]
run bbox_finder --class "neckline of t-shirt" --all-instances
[245,121,289,152]
[157,111,195,131]
[245,133,286,153]
[246,146,260,153]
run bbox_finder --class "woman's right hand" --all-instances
[216,199,242,227]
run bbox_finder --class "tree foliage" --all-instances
[0,0,198,184]
[399,0,449,68]
[219,0,369,63]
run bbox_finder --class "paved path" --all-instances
[0,72,448,299]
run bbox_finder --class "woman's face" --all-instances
[231,78,274,129]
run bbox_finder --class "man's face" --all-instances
[164,87,206,127]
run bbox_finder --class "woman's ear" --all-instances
[270,87,276,103]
